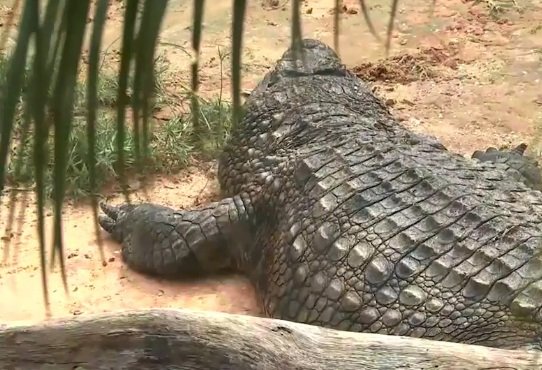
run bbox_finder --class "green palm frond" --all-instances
[87,0,110,275]
[191,0,205,140]
[231,0,247,127]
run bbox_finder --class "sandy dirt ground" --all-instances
[1,0,542,324]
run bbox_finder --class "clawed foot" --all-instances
[98,202,144,243]
[97,196,245,276]
[97,200,205,276]
[98,201,139,242]
[98,200,175,247]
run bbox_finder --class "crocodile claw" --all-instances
[98,202,119,237]
[98,214,116,235]
[100,201,121,220]
[98,201,137,241]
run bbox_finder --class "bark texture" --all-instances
[1,308,541,369]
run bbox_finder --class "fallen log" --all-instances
[1,308,541,369]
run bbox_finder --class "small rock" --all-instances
[306,7,313,14]
[102,260,108,267]
[346,7,358,15]
[108,257,115,263]
[73,310,83,316]
[1,234,11,241]
[84,254,91,259]
[385,98,396,107]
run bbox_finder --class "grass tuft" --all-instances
[1,52,233,200]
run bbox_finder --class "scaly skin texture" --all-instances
[471,143,542,190]
[99,39,542,350]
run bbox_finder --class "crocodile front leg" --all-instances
[98,194,254,277]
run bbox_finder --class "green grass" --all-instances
[1,53,233,200]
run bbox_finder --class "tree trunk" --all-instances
[1,308,541,369]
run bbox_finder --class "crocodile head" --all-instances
[275,38,346,76]
[251,39,351,95]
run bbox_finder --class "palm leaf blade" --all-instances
[49,0,92,291]
[191,0,205,142]
[231,0,247,126]
[87,0,110,261]
[115,0,139,200]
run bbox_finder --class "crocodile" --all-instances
[99,39,542,350]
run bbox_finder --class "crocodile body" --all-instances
[99,39,542,350]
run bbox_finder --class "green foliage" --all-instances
[3,55,233,200]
